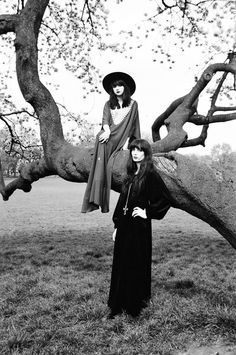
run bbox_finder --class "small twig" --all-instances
[162,0,176,10]
[17,0,25,13]
[56,102,78,120]
[0,115,15,138]
[41,21,60,39]
[0,109,37,119]
[81,0,95,32]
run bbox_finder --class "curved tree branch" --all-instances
[14,0,65,168]
[0,109,37,119]
[0,14,18,34]
[151,57,236,153]
[189,112,236,125]
[161,0,176,10]
[151,96,186,142]
[181,125,209,148]
[0,114,15,140]
[0,155,54,201]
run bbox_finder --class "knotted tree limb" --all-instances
[152,152,236,249]
[152,58,236,153]
[0,157,53,200]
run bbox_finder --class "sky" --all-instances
[1,0,236,156]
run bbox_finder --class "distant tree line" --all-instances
[0,149,43,177]
[188,143,236,183]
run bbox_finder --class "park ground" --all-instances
[0,177,236,355]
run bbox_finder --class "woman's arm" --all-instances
[128,101,141,145]
[99,102,111,143]
[102,102,111,127]
[146,170,171,220]
[112,193,124,228]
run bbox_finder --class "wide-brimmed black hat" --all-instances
[102,72,136,96]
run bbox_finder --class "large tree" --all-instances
[0,0,236,248]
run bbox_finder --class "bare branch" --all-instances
[209,112,236,123]
[0,109,40,156]
[215,106,236,111]
[0,110,37,119]
[0,14,18,34]
[81,0,95,31]
[189,112,236,125]
[151,96,186,141]
[181,125,209,147]
[152,55,236,152]
[162,0,177,10]
[0,157,53,201]
[0,114,15,139]
[13,0,65,164]
[41,20,60,39]
[17,0,25,13]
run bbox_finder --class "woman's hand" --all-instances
[112,229,117,241]
[99,131,110,143]
[99,125,110,143]
[132,207,147,219]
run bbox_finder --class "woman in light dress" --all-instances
[81,72,140,213]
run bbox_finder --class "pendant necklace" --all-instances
[123,183,132,215]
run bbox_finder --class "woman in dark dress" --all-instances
[81,72,140,213]
[108,139,171,318]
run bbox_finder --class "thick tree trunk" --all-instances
[151,153,236,249]
[0,0,236,249]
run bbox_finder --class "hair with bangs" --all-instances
[109,80,131,109]
[122,139,154,193]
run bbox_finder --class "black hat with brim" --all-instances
[102,72,136,96]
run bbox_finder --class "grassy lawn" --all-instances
[0,177,236,355]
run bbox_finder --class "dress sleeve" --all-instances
[102,102,111,127]
[112,193,124,228]
[146,170,171,220]
[128,101,141,144]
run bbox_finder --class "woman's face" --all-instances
[131,147,145,163]
[113,84,124,97]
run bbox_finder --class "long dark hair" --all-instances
[108,80,131,109]
[122,139,154,194]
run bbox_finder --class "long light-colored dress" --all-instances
[81,99,140,213]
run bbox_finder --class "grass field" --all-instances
[1,177,236,355]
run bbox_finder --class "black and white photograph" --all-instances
[0,1,236,354]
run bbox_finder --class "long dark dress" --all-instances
[108,169,171,317]
[81,100,140,213]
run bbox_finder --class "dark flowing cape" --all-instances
[81,100,140,213]
[108,170,171,317]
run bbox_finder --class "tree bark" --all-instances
[0,0,236,248]
[151,153,236,249]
